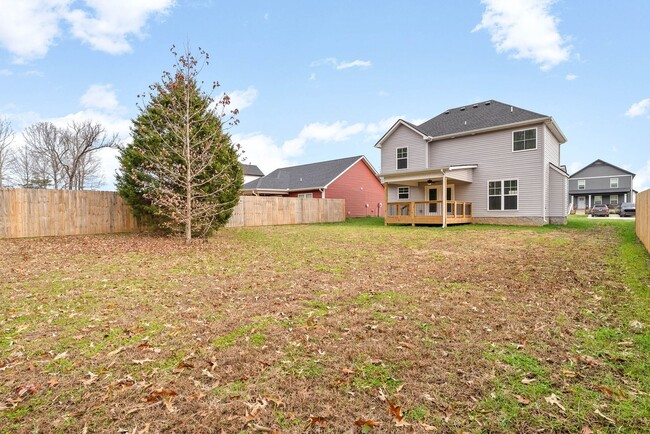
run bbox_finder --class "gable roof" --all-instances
[243,156,375,191]
[242,163,264,177]
[569,159,636,178]
[375,100,566,148]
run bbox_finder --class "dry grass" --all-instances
[1,217,648,433]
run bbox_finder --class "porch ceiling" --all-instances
[381,165,476,185]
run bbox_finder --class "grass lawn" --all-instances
[1,216,648,433]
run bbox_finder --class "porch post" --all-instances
[442,174,447,228]
[384,180,388,226]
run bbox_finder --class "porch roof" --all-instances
[380,164,477,185]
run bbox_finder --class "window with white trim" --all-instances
[594,195,602,205]
[488,179,518,211]
[297,193,313,198]
[577,179,585,190]
[610,177,619,188]
[513,128,537,151]
[396,147,408,169]
[610,195,619,205]
[397,187,410,200]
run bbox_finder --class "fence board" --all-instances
[637,189,649,253]
[225,196,345,228]
[0,189,138,238]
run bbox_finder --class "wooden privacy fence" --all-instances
[637,189,649,253]
[0,190,345,238]
[226,196,345,227]
[0,189,138,238]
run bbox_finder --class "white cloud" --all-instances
[0,0,173,61]
[233,133,290,175]
[311,57,372,70]
[80,84,120,112]
[634,160,650,192]
[282,121,366,157]
[473,0,571,71]
[226,86,258,111]
[65,0,174,54]
[337,60,372,70]
[565,73,578,81]
[625,98,650,118]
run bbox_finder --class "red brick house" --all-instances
[242,156,384,217]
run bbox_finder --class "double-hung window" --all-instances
[610,178,619,188]
[488,179,518,210]
[397,187,410,200]
[513,128,537,151]
[297,193,313,198]
[577,179,585,190]
[396,147,408,169]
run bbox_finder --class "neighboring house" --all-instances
[569,159,635,211]
[242,155,384,217]
[242,164,264,184]
[375,100,568,226]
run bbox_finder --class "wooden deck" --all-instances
[385,201,473,225]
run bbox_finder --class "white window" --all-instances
[513,128,537,151]
[577,179,585,190]
[594,195,602,205]
[610,177,619,188]
[488,179,518,211]
[610,195,619,205]
[297,193,313,198]
[397,187,410,200]
[396,147,408,170]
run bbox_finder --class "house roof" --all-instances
[242,163,264,177]
[243,156,375,191]
[569,159,636,178]
[375,100,567,147]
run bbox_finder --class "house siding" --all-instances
[426,125,545,218]
[543,126,563,222]
[568,175,633,194]
[381,125,427,175]
[549,165,568,224]
[327,159,384,217]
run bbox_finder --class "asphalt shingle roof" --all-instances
[416,100,549,138]
[243,156,365,191]
[241,164,264,177]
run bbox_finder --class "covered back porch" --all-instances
[382,165,476,227]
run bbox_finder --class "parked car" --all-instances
[591,204,609,217]
[619,202,636,217]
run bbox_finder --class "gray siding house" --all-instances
[375,100,569,226]
[568,159,635,211]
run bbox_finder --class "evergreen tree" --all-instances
[117,46,243,242]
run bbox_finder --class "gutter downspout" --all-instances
[441,168,447,229]
[319,188,326,198]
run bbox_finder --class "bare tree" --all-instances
[22,122,64,189]
[0,117,13,187]
[58,120,118,190]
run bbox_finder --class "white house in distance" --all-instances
[242,164,264,184]
[375,100,569,226]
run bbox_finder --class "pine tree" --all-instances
[117,46,243,242]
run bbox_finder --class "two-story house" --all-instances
[375,100,568,226]
[568,159,635,212]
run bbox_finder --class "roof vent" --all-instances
[460,107,466,111]
[444,110,450,114]
[510,106,513,112]
[473,104,478,108]
[485,101,491,106]
[464,120,467,125]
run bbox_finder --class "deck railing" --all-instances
[386,200,472,225]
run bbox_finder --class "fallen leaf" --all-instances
[145,388,177,402]
[594,409,615,424]
[342,368,355,375]
[173,361,194,372]
[561,368,576,378]
[387,399,405,422]
[108,346,126,357]
[16,384,39,398]
[419,422,437,431]
[544,393,566,412]
[82,372,98,386]
[53,351,68,360]
[521,378,536,385]
[47,378,59,387]
[355,417,382,428]
[581,426,593,434]
[513,394,530,405]
[309,416,328,428]
[579,355,603,367]
[202,369,214,378]
[132,359,154,365]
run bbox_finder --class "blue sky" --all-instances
[1,0,649,191]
